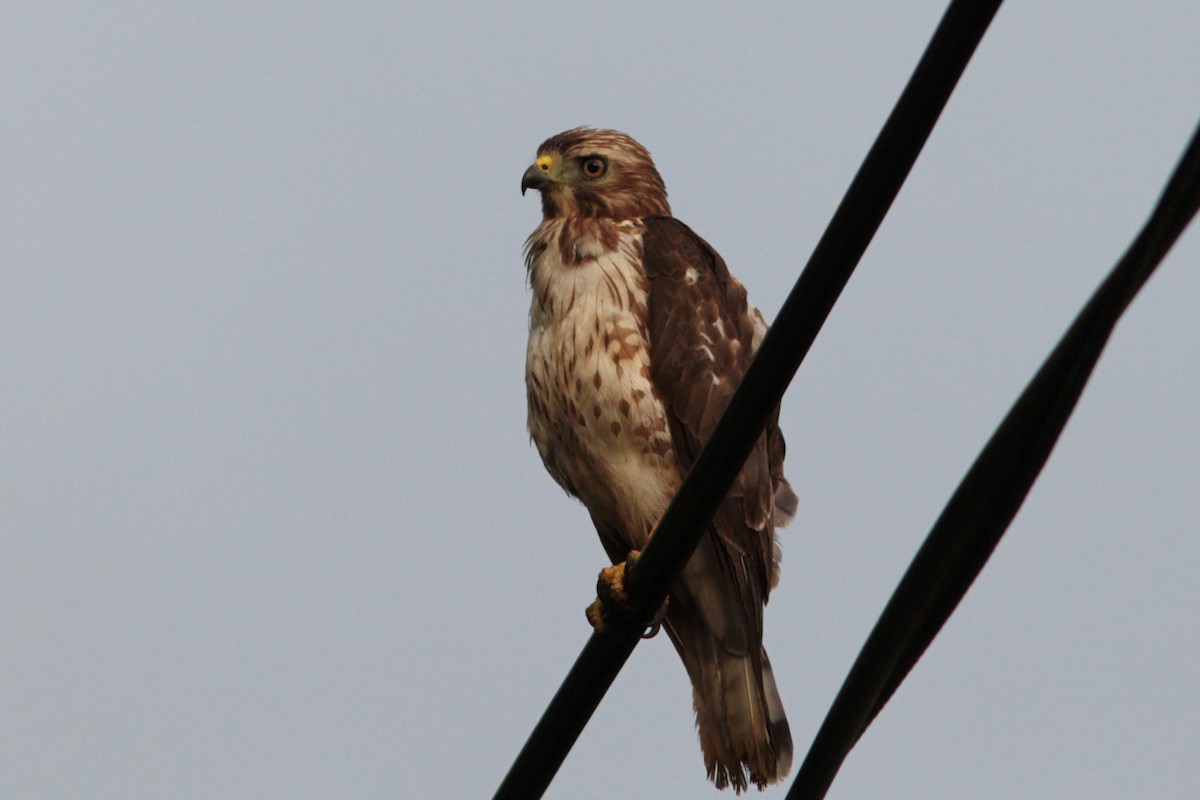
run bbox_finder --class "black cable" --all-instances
[786,120,1200,800]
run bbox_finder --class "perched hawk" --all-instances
[521,128,796,792]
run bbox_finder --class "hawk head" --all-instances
[521,127,671,221]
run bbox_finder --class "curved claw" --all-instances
[640,593,670,638]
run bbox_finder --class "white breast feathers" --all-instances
[525,219,680,546]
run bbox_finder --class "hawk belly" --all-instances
[525,220,677,550]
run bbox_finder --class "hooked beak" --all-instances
[521,163,551,196]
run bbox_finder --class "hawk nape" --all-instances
[521,127,796,793]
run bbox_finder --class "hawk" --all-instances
[521,128,796,792]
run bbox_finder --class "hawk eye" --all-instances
[581,157,607,178]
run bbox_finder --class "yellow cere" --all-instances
[536,155,553,173]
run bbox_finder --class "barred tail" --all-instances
[667,616,792,792]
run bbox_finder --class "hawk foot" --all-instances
[585,550,669,637]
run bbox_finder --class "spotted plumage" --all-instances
[522,128,796,792]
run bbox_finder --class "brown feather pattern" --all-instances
[523,128,796,792]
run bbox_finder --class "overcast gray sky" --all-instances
[3,2,1198,798]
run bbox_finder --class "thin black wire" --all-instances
[785,120,1200,800]
[491,1,1003,797]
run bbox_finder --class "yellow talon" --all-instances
[585,550,667,636]
[585,598,608,631]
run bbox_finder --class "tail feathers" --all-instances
[760,651,792,778]
[675,627,792,792]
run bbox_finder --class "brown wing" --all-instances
[640,216,788,608]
